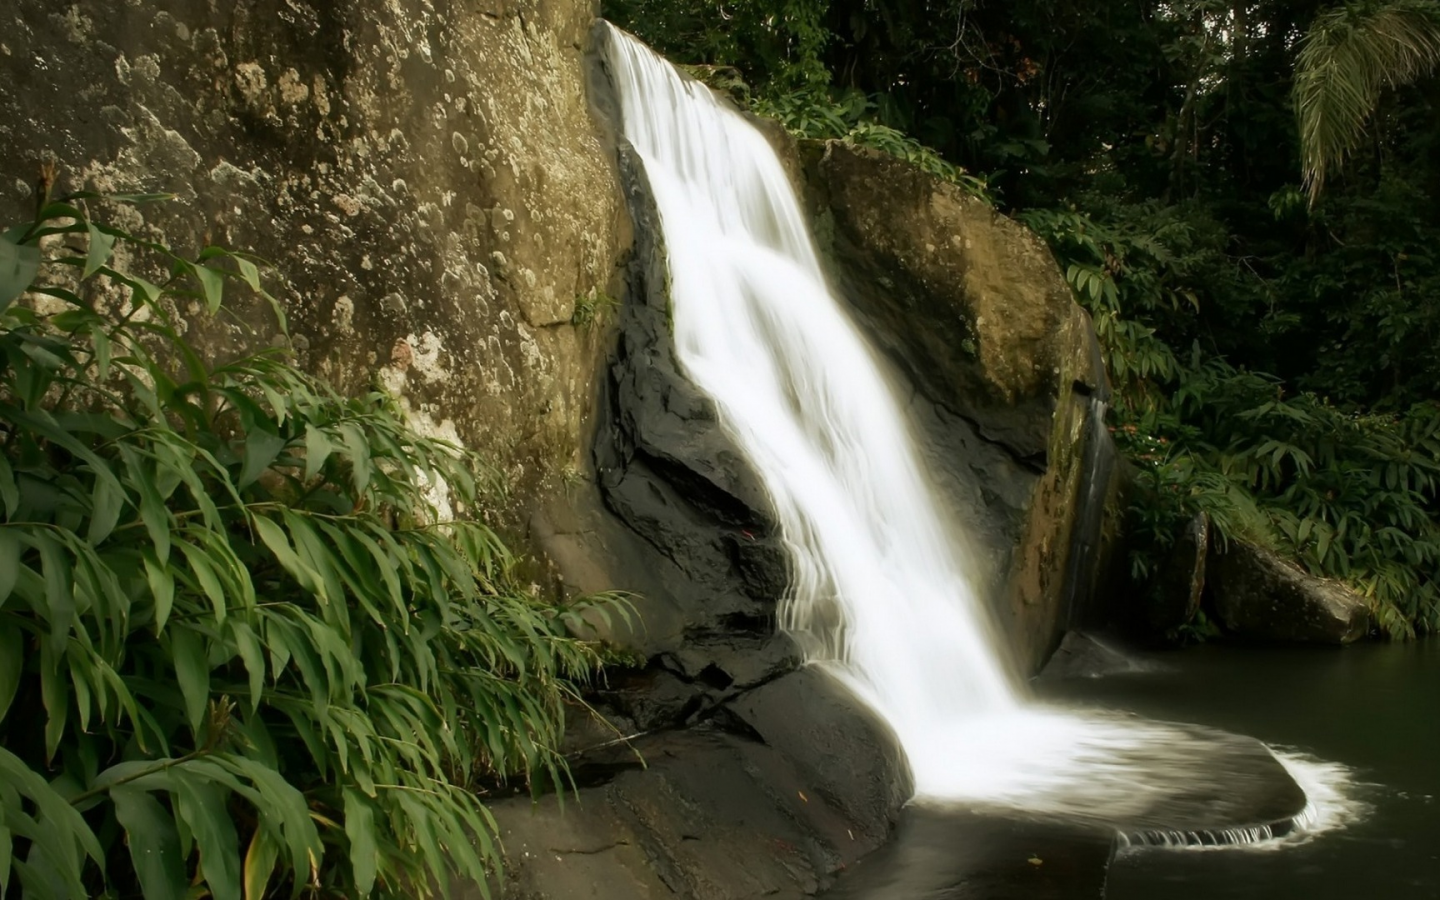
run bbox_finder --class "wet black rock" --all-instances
[575,141,803,728]
[727,668,914,846]
[483,728,907,900]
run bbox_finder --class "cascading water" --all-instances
[599,24,1359,836]
[601,19,1015,771]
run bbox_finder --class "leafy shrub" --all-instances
[0,193,626,897]
[1026,202,1440,637]
[1166,363,1440,637]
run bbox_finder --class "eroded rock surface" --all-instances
[485,672,911,900]
[1210,540,1370,643]
[1,0,630,529]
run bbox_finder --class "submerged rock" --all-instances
[1209,541,1370,643]
[821,808,1114,900]
[1038,631,1158,681]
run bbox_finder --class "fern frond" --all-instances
[1294,0,1440,204]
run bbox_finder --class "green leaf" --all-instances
[236,257,263,292]
[91,329,112,381]
[0,626,21,724]
[123,446,172,565]
[4,409,124,497]
[170,626,210,736]
[38,637,69,762]
[86,475,126,545]
[0,529,19,608]
[303,427,333,482]
[0,455,18,517]
[82,222,116,280]
[343,788,378,896]
[35,534,74,643]
[0,746,105,869]
[112,787,188,900]
[339,424,373,494]
[242,824,279,900]
[0,818,10,898]
[144,555,177,633]
[174,773,242,900]
[218,755,321,887]
[240,427,287,489]
[178,541,228,624]
[193,263,225,313]
[230,621,267,712]
[0,226,41,311]
[251,516,314,594]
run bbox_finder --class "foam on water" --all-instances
[600,22,1362,841]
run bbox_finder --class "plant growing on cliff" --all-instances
[0,193,624,897]
[748,87,996,203]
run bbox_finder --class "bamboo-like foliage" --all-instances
[0,195,629,897]
[1294,0,1440,204]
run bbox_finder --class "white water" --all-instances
[599,24,1359,835]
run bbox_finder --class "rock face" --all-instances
[0,0,630,528]
[798,141,1119,673]
[1209,541,1370,643]
[529,137,803,734]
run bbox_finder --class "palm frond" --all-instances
[1294,0,1440,204]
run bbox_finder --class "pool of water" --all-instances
[1038,638,1440,899]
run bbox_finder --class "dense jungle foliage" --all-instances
[607,0,1440,636]
[0,194,624,897]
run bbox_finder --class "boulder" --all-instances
[483,726,906,900]
[1209,541,1370,643]
[797,140,1119,674]
[726,668,913,845]
[800,141,1091,463]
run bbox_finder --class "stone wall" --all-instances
[1,0,630,536]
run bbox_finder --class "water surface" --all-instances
[1040,639,1440,899]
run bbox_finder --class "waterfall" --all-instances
[598,24,1358,831]
[602,26,1016,791]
